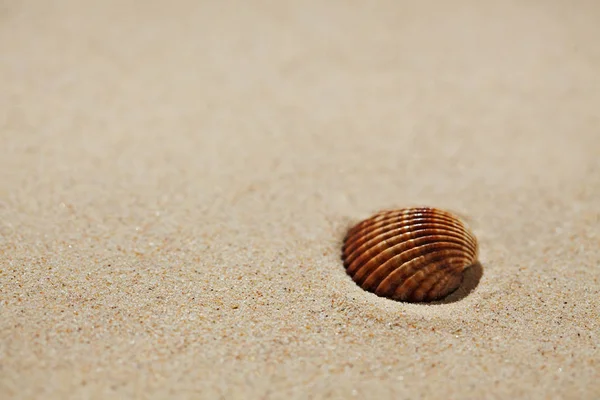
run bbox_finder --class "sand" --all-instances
[1,0,599,398]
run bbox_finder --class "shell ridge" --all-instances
[422,265,466,300]
[345,224,451,266]
[345,208,460,243]
[349,234,458,278]
[389,259,453,301]
[401,258,466,301]
[375,250,470,297]
[345,224,477,265]
[358,241,470,288]
[343,217,473,257]
[347,211,462,240]
[350,234,474,279]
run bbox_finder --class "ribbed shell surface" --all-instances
[342,207,478,302]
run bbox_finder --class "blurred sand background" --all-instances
[1,0,599,398]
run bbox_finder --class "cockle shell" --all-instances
[341,207,478,303]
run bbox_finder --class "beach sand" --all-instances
[1,0,599,398]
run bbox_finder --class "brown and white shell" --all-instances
[342,207,478,303]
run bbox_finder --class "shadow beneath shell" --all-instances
[432,261,483,305]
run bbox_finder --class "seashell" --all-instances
[341,207,478,303]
